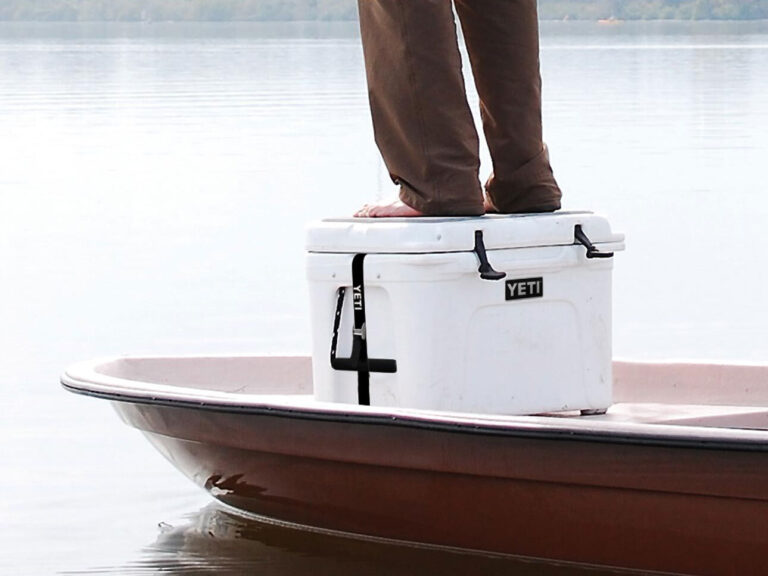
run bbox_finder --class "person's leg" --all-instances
[454,0,561,213]
[355,0,484,217]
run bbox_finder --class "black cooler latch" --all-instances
[574,225,614,259]
[473,230,506,281]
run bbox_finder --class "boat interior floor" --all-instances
[542,402,768,431]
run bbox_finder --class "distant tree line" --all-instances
[0,0,357,21]
[1,0,767,21]
[542,0,768,20]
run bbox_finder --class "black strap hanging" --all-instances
[330,253,397,406]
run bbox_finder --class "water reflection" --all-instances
[73,504,631,575]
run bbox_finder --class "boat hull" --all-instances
[115,399,768,576]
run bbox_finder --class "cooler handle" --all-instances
[330,288,397,374]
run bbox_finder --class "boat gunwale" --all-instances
[61,364,768,454]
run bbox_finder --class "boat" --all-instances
[62,354,768,576]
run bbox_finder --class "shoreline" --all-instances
[2,18,768,23]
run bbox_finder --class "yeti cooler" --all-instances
[306,212,624,415]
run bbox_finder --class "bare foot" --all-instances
[354,199,424,218]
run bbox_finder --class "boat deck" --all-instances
[64,355,768,439]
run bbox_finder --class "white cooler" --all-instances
[306,212,624,415]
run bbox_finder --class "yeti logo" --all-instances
[505,277,543,301]
[353,285,363,311]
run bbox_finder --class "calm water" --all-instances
[1,20,767,574]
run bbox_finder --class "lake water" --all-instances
[1,19,767,575]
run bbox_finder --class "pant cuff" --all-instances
[399,182,485,217]
[485,146,562,213]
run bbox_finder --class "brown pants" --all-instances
[358,0,562,216]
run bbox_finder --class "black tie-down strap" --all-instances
[330,253,397,405]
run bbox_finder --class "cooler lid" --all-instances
[306,211,623,254]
